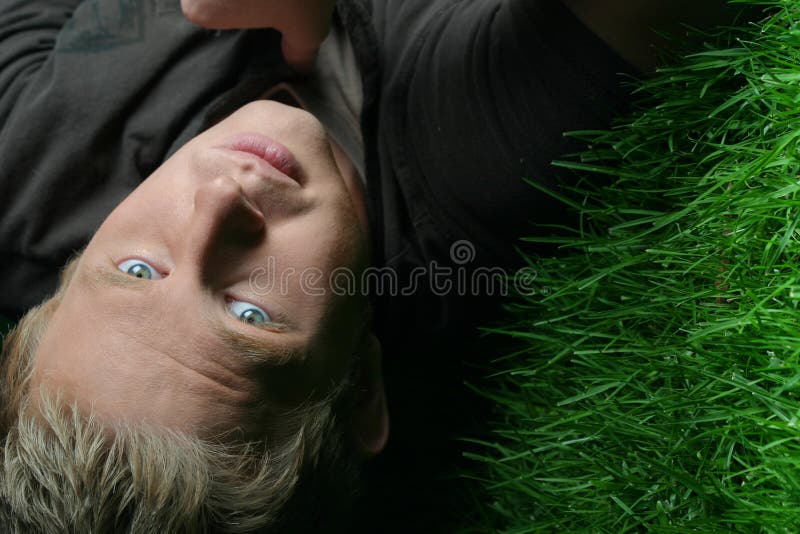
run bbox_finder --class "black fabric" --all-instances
[0,0,634,334]
[0,0,292,316]
[0,0,636,529]
[365,0,636,352]
[358,2,637,530]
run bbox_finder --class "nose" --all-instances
[184,176,266,281]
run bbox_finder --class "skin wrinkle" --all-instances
[215,327,303,366]
[44,259,283,436]
[30,100,374,441]
[84,252,323,418]
[83,264,279,405]
[77,310,256,432]
[90,262,299,333]
[87,264,302,360]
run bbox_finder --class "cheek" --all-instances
[104,162,195,229]
[275,210,362,271]
[99,192,185,241]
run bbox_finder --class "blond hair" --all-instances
[0,257,361,533]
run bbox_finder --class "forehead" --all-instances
[29,261,333,437]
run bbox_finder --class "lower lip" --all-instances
[222,134,300,182]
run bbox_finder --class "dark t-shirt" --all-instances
[0,0,636,529]
[0,0,634,343]
[0,0,293,314]
[366,0,635,347]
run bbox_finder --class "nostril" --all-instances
[236,196,266,236]
[194,176,266,236]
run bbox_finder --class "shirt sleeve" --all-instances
[0,0,83,125]
[0,0,277,316]
[0,0,191,316]
[366,0,640,345]
[372,0,638,270]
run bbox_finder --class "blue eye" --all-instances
[117,259,163,280]
[228,300,272,325]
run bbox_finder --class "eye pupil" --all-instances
[127,263,152,279]
[240,308,266,324]
[227,300,270,325]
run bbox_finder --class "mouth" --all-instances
[219,133,302,186]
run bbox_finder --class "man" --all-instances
[0,0,742,531]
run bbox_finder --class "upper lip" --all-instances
[202,147,307,217]
[220,133,302,186]
[217,148,301,189]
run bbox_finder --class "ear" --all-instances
[349,333,389,458]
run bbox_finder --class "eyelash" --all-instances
[116,258,275,326]
[117,258,167,279]
[225,296,274,325]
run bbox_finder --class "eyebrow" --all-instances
[86,264,151,291]
[214,324,306,367]
[85,265,305,366]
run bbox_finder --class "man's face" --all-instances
[30,100,371,439]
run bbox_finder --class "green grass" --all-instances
[464,1,800,531]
